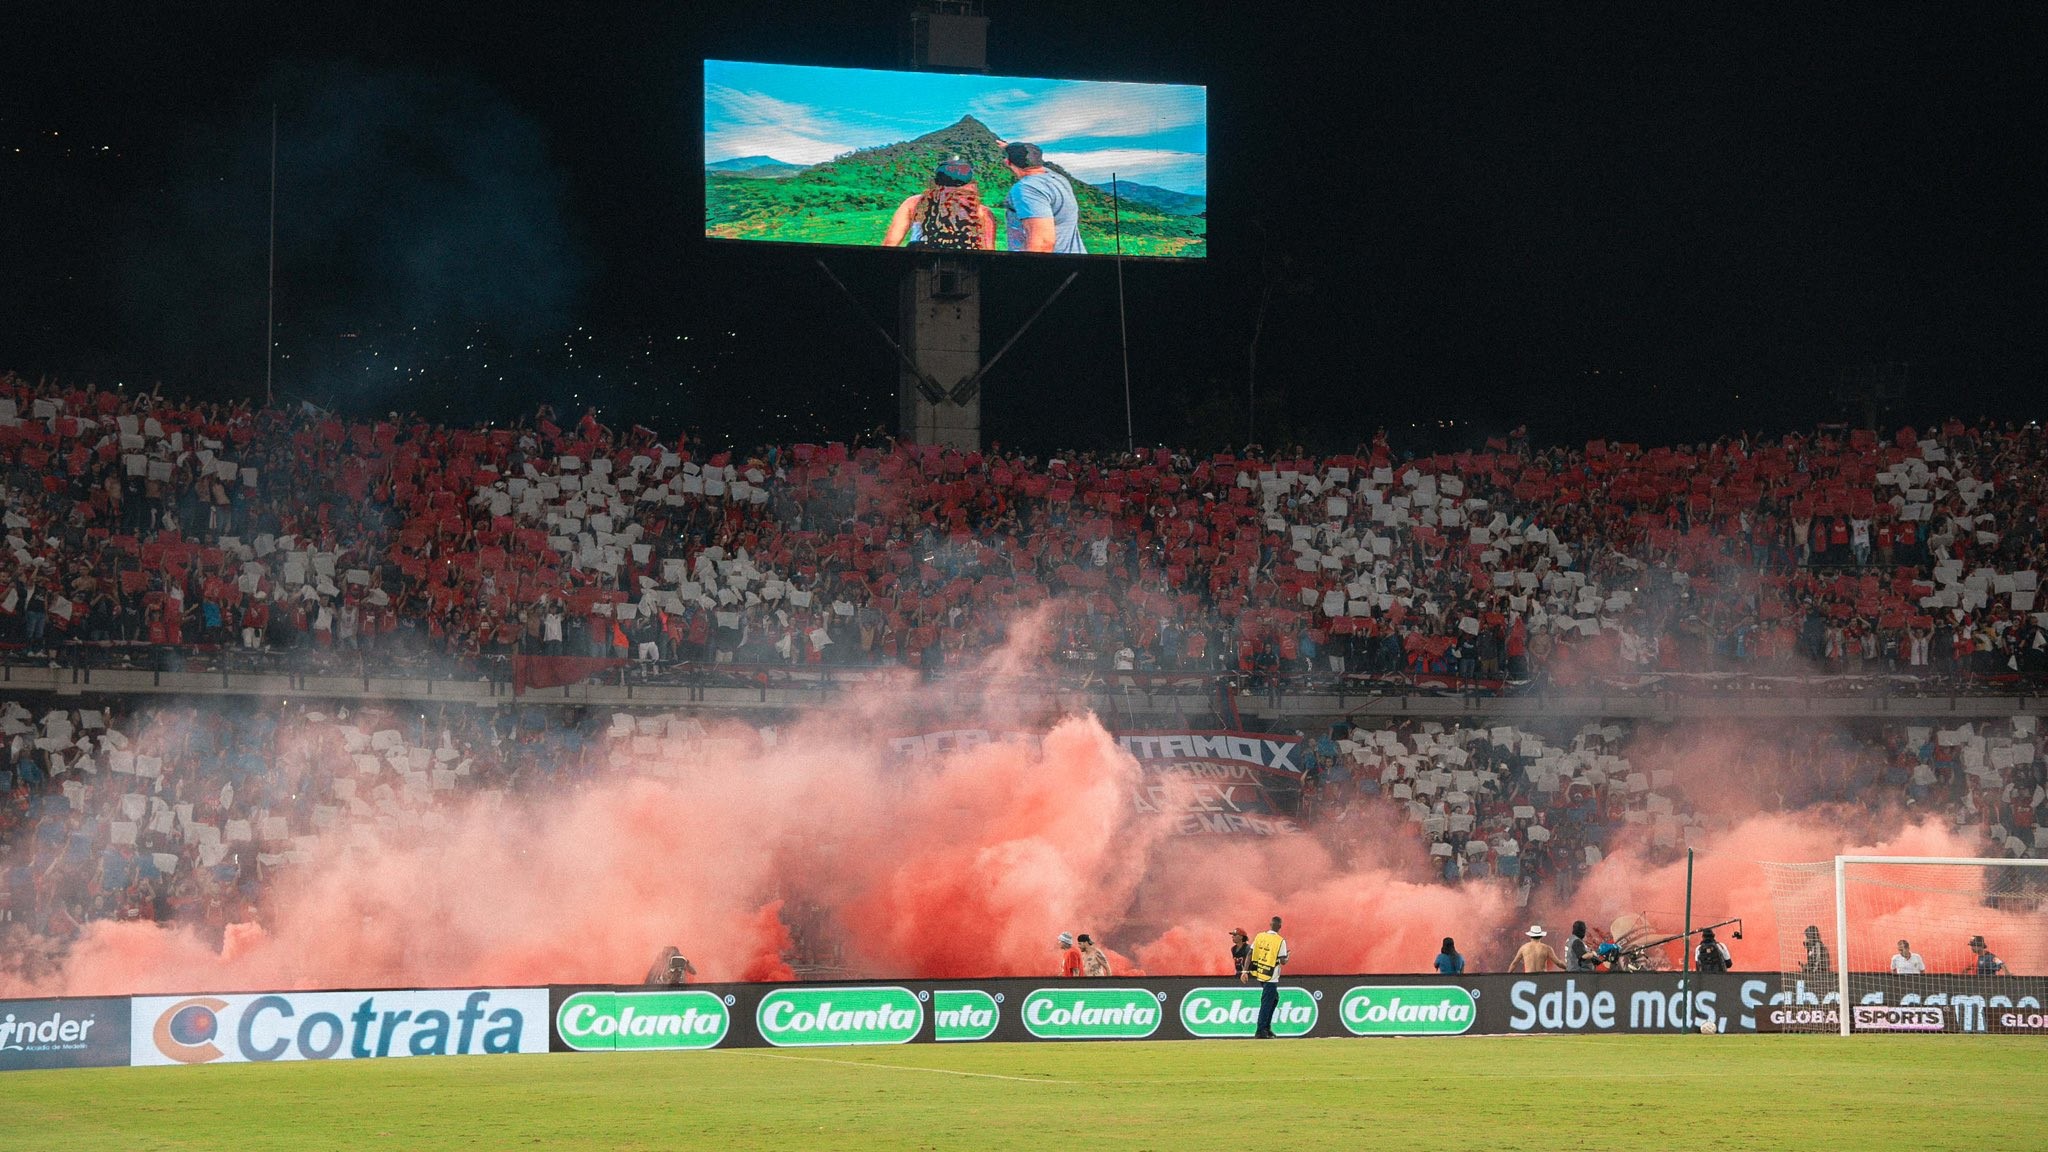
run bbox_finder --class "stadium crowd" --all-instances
[3,374,2045,690]
[1298,714,2046,896]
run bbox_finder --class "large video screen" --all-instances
[704,60,1207,259]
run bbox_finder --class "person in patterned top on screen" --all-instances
[882,159,995,251]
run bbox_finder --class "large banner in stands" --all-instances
[0,997,131,1070]
[891,729,1301,835]
[553,973,2048,1049]
[130,988,548,1066]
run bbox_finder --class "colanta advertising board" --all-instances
[548,973,2048,1049]
[0,997,131,1070]
[130,988,547,1066]
[556,990,732,1052]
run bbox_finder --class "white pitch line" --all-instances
[745,1051,1077,1085]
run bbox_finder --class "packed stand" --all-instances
[4,374,2046,690]
[1299,715,2046,907]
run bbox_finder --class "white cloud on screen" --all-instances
[971,83,1206,144]
[704,85,858,166]
[1043,149,1207,195]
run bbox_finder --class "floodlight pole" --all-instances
[1679,847,1694,1032]
[1114,173,1132,454]
[265,103,277,407]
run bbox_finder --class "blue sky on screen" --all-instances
[705,60,1207,195]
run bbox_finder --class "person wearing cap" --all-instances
[1562,920,1592,971]
[1078,933,1110,977]
[1510,925,1564,973]
[1695,927,1732,974]
[1000,141,1085,254]
[882,158,995,251]
[1240,917,1289,1038]
[1967,935,2007,975]
[1229,928,1252,978]
[1890,939,1926,975]
[1057,932,1083,978]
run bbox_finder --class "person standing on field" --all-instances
[1241,916,1290,1038]
[1562,920,1592,971]
[1057,932,1084,977]
[1230,928,1252,977]
[1511,925,1564,973]
[1078,934,1111,977]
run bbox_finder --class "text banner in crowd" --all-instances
[548,973,2048,1050]
[0,997,131,1071]
[130,988,548,1066]
[892,729,1302,835]
[704,60,1208,258]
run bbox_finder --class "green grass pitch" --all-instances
[9,1035,2042,1150]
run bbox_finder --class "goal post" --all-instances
[1763,855,2048,1035]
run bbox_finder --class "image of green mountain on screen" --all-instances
[706,116,1204,256]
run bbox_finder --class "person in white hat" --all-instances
[1510,924,1565,973]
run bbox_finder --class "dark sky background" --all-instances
[2,2,2042,454]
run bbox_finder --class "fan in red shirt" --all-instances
[1057,932,1083,977]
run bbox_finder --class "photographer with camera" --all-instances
[645,945,698,986]
[1695,927,1732,973]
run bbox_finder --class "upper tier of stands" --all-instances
[3,374,2044,692]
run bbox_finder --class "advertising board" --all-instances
[130,988,548,1066]
[0,997,131,1070]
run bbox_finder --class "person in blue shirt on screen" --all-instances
[1000,141,1085,254]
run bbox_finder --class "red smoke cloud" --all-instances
[8,655,2041,998]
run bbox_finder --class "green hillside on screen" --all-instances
[706,116,1206,258]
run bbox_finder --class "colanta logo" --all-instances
[755,987,923,1047]
[1179,987,1317,1038]
[1020,988,1162,1039]
[1339,986,1477,1036]
[154,997,229,1063]
[557,992,729,1052]
[933,990,999,1042]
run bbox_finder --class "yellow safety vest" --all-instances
[1248,931,1285,982]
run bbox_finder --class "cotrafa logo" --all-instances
[153,998,229,1063]
[1020,988,1162,1039]
[134,990,547,1065]
[754,987,923,1047]
[557,991,730,1052]
[1339,986,1477,1036]
[1179,987,1317,1038]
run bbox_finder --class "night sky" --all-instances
[3,2,2041,453]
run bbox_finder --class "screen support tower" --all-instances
[898,1,991,450]
[815,2,1074,450]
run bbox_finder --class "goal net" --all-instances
[1761,856,2048,1034]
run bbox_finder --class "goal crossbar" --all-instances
[1832,855,2048,1036]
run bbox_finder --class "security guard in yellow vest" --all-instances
[1240,916,1290,1038]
